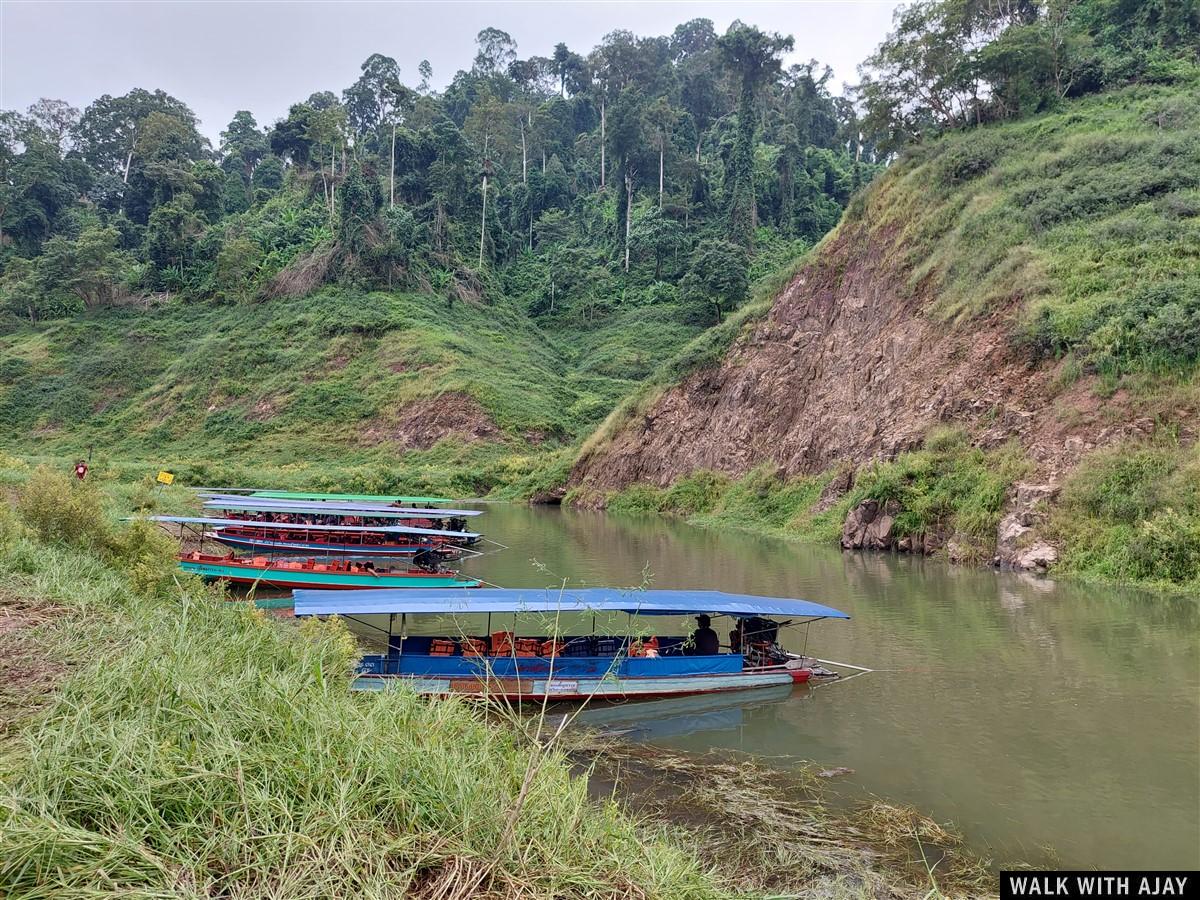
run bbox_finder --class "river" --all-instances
[441,501,1200,871]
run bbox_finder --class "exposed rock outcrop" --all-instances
[361,392,501,450]
[841,499,900,551]
[995,482,1061,571]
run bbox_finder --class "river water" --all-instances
[447,502,1199,870]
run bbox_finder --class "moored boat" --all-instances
[179,552,481,590]
[200,496,484,549]
[209,524,452,558]
[291,587,850,701]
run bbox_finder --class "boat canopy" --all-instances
[192,488,454,504]
[138,515,481,539]
[292,587,851,620]
[254,490,453,504]
[200,497,482,518]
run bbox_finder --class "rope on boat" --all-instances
[813,657,873,673]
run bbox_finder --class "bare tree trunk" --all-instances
[695,139,701,164]
[623,169,632,272]
[658,141,664,207]
[520,119,527,184]
[389,122,396,207]
[542,150,546,173]
[600,100,606,190]
[478,173,488,268]
[123,146,134,184]
[330,146,336,218]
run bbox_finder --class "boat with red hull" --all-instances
[209,524,453,558]
[178,552,481,590]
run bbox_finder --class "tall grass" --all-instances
[861,84,1200,376]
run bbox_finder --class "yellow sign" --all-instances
[156,471,175,485]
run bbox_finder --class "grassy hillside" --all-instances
[574,82,1200,591]
[872,82,1200,374]
[0,284,707,495]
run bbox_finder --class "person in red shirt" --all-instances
[74,460,88,481]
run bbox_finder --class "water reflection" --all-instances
[572,683,799,741]
[453,503,1200,870]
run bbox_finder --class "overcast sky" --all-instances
[0,1,901,144]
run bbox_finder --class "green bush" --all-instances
[1128,507,1200,584]
[16,466,110,550]
[106,517,181,597]
[1052,440,1200,587]
[846,431,1029,556]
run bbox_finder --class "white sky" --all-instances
[0,0,901,144]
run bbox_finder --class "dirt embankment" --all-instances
[361,392,502,450]
[571,221,1180,502]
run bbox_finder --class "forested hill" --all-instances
[1,3,1197,511]
[1,19,875,489]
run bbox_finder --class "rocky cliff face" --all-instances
[575,221,1149,490]
[569,216,1181,565]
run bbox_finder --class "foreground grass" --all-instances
[0,469,727,898]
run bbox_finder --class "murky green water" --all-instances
[445,502,1199,870]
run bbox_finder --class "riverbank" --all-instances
[566,426,1200,595]
[0,463,997,898]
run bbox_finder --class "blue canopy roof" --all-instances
[292,587,850,620]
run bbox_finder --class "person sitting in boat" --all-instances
[685,615,720,656]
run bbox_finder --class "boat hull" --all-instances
[211,532,435,557]
[353,669,797,700]
[178,559,478,590]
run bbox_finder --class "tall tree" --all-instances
[74,89,202,184]
[718,24,793,248]
[26,99,80,152]
[219,110,267,185]
[342,53,403,137]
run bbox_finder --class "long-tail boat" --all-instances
[291,587,851,700]
[191,489,455,504]
[206,523,447,558]
[249,490,454,504]
[196,496,484,554]
[142,515,482,590]
[179,552,480,590]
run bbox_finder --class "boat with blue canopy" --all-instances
[200,495,484,518]
[292,587,850,701]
